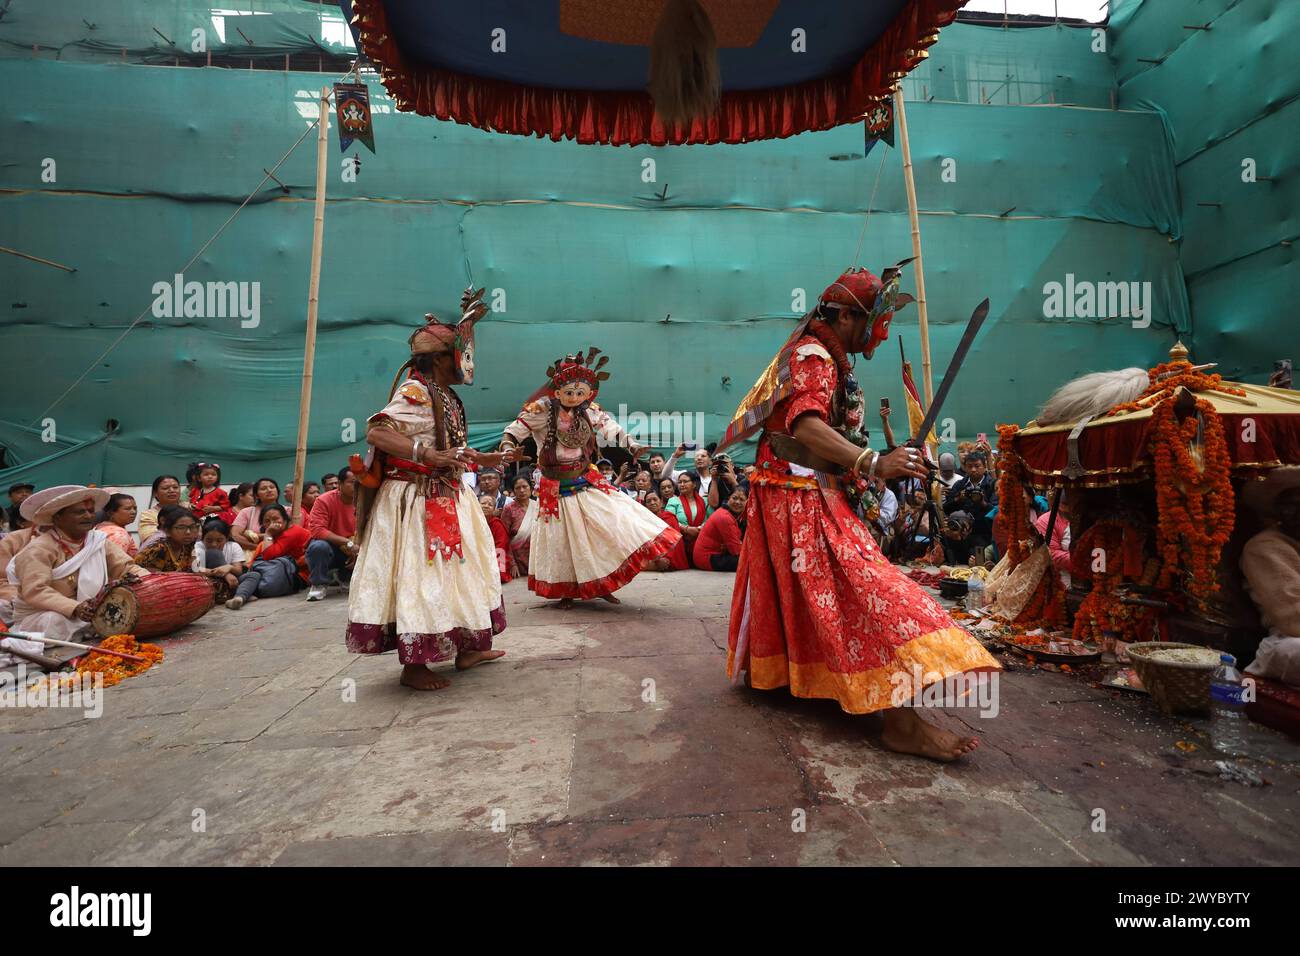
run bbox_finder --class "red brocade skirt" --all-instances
[727,481,1000,715]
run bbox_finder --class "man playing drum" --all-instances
[7,485,149,648]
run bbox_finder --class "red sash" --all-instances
[538,478,561,521]
[425,494,463,562]
[586,464,616,495]
[384,456,463,562]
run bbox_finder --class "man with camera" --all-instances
[943,451,997,557]
[706,452,745,511]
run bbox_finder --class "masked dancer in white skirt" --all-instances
[345,289,522,690]
[498,349,681,608]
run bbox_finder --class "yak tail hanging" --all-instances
[387,359,414,400]
[648,0,721,126]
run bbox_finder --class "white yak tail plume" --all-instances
[1035,368,1149,426]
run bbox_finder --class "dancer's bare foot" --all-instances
[880,707,979,762]
[600,593,621,604]
[455,649,506,671]
[400,664,451,691]
[556,598,575,609]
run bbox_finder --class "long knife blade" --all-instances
[766,433,844,474]
[908,298,990,447]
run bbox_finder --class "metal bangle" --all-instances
[867,451,881,480]
[411,438,426,463]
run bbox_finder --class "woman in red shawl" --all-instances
[664,471,710,569]
[718,265,1000,762]
[479,494,515,583]
[641,490,678,572]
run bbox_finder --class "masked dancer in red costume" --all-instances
[346,289,520,691]
[717,265,1001,761]
[498,349,681,608]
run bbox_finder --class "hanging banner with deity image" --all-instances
[334,82,376,153]
[863,97,895,156]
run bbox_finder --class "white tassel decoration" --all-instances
[1035,368,1150,425]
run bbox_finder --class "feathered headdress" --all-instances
[392,287,487,391]
[715,259,914,453]
[549,346,610,388]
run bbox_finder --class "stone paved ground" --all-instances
[3,570,1299,866]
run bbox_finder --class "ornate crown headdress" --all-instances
[547,347,611,391]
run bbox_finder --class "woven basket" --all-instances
[1126,642,1219,716]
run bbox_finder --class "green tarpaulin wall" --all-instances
[1110,0,1300,380]
[0,1,1286,488]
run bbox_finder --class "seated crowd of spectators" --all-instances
[0,463,359,632]
[0,432,1025,635]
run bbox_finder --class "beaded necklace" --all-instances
[414,371,466,448]
[807,320,867,445]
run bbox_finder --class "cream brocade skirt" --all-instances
[347,481,503,649]
[529,486,679,599]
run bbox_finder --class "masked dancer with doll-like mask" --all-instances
[345,289,522,691]
[498,349,681,608]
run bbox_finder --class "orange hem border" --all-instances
[728,625,1001,715]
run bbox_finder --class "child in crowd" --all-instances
[480,494,514,583]
[226,503,310,609]
[194,516,246,600]
[187,461,235,523]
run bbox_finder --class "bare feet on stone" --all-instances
[600,593,621,604]
[556,598,575,609]
[880,707,979,763]
[400,664,451,691]
[455,649,506,671]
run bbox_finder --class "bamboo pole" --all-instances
[0,245,76,273]
[893,88,933,409]
[291,87,330,524]
[7,631,146,662]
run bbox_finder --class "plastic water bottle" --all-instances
[1210,654,1250,757]
[966,576,985,610]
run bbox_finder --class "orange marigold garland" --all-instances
[25,634,164,698]
[994,424,1034,566]
[992,423,1067,628]
[1069,521,1160,646]
[1147,397,1235,592]
[77,634,164,687]
[1103,360,1246,419]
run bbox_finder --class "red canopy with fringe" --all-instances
[342,0,964,146]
